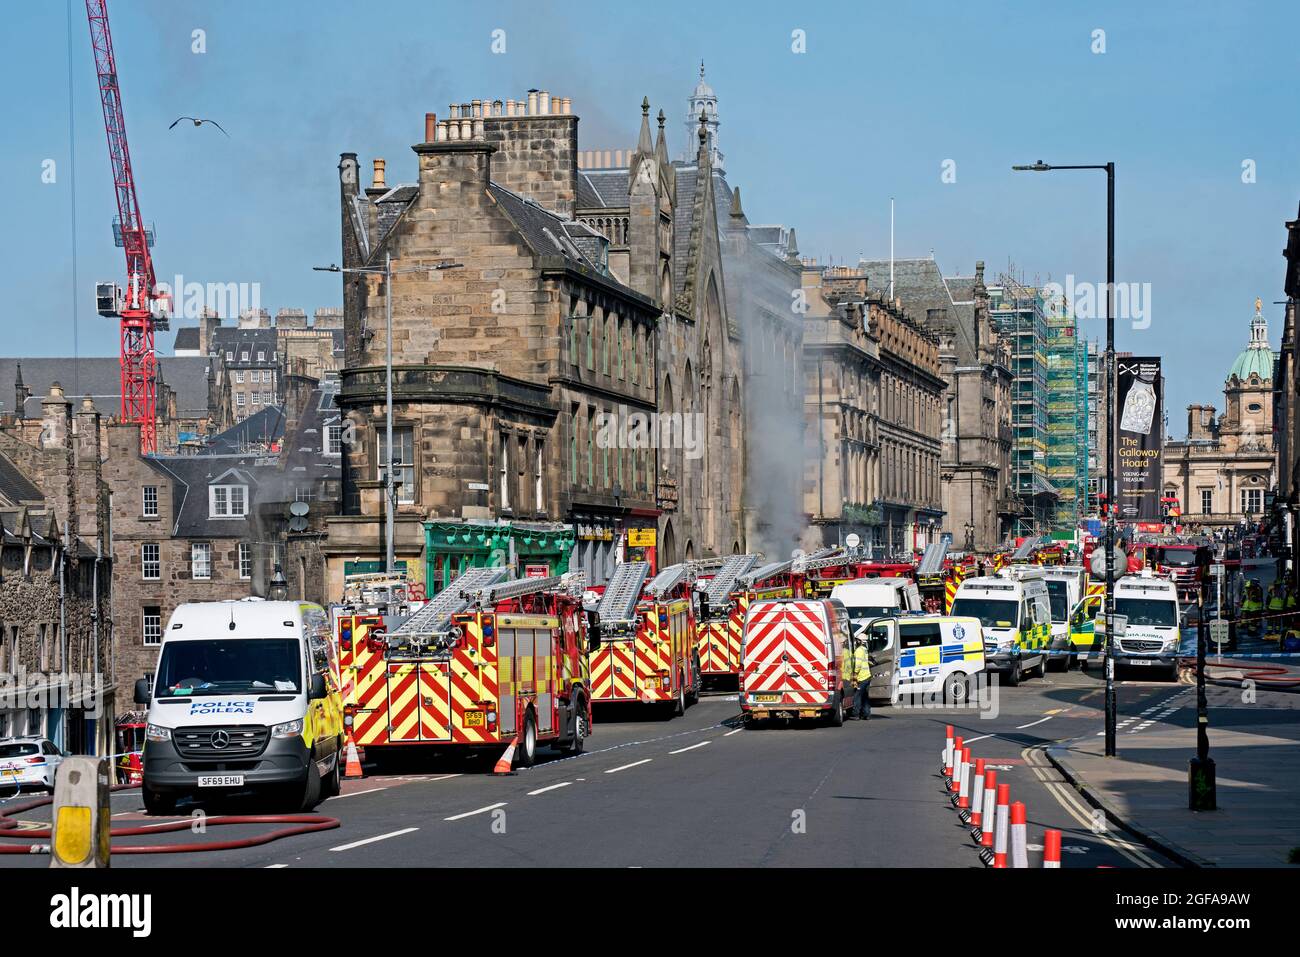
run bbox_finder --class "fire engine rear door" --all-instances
[417,662,453,742]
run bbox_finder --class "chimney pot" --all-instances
[471,99,482,118]
[447,119,459,141]
[493,99,503,116]
[527,90,538,115]
[371,158,387,190]
[460,117,472,140]
[539,90,551,114]
[436,120,448,142]
[506,98,516,116]
[562,97,572,114]
[424,112,437,142]
[473,117,485,139]
[449,103,460,119]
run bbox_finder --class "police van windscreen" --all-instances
[1045,581,1070,622]
[949,598,1018,630]
[1113,598,1178,628]
[154,639,303,697]
[846,606,900,622]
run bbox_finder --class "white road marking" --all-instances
[724,728,743,737]
[963,733,994,744]
[330,827,419,852]
[1015,716,1054,730]
[265,863,287,868]
[669,741,710,754]
[327,786,389,800]
[443,802,507,821]
[604,758,652,774]
[527,782,572,796]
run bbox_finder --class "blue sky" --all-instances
[5,0,1299,434]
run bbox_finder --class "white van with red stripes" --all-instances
[739,598,896,726]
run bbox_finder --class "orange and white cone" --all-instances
[344,738,364,779]
[992,783,1011,868]
[1043,828,1062,868]
[493,735,519,775]
[957,748,973,815]
[978,770,998,850]
[969,758,986,828]
[947,736,963,789]
[942,724,954,776]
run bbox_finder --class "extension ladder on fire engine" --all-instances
[791,549,850,574]
[701,554,760,608]
[597,562,651,623]
[644,562,693,599]
[739,558,792,588]
[389,566,511,637]
[917,541,949,578]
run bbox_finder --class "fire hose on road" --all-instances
[0,783,339,855]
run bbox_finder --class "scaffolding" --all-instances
[990,275,1055,535]
[1044,311,1090,533]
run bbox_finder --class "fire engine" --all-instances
[589,561,701,714]
[793,549,892,598]
[334,567,593,769]
[692,554,799,684]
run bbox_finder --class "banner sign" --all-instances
[1116,356,1163,522]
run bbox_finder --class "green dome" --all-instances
[1227,345,1274,383]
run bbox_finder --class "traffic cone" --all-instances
[992,783,1010,868]
[344,738,364,779]
[1043,828,1061,869]
[947,736,963,789]
[957,748,973,814]
[493,735,519,775]
[977,770,998,849]
[969,758,986,828]
[942,725,954,776]
[1010,801,1029,868]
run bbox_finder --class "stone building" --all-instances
[797,264,881,553]
[575,83,748,565]
[0,356,230,454]
[858,257,1016,551]
[0,385,112,753]
[327,92,664,597]
[212,315,281,423]
[1163,300,1277,528]
[105,375,340,712]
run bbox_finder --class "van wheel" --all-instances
[1032,654,1048,679]
[294,762,323,812]
[1007,659,1022,687]
[944,671,969,704]
[672,677,686,717]
[142,785,176,816]
[517,712,538,768]
[828,694,845,727]
[687,654,702,705]
[323,748,342,798]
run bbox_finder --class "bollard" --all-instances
[1010,801,1029,868]
[958,748,973,810]
[943,725,954,776]
[979,770,998,847]
[970,758,986,827]
[947,736,964,789]
[992,783,1010,868]
[951,747,968,806]
[1043,828,1061,868]
[50,756,111,869]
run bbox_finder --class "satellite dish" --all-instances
[288,516,309,533]
[289,501,310,517]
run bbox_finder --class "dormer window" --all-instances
[210,483,248,518]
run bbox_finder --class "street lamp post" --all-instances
[1013,160,1119,756]
[313,258,463,575]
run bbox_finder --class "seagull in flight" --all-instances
[169,116,229,136]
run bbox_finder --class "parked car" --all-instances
[0,737,65,793]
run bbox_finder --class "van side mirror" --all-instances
[133,677,151,705]
[308,673,327,701]
[698,596,711,621]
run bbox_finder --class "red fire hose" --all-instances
[0,784,339,855]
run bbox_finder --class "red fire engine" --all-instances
[693,555,797,684]
[589,561,701,714]
[334,567,593,769]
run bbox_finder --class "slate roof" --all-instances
[0,357,213,419]
[670,163,699,299]
[212,328,278,368]
[376,185,419,238]
[577,170,629,209]
[205,404,285,454]
[856,258,979,363]
[173,327,200,352]
[488,184,609,273]
[283,383,343,483]
[0,450,43,505]
[144,455,274,539]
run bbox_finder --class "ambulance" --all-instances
[134,600,344,815]
[1111,573,1182,680]
[948,566,1051,686]
[1042,565,1087,670]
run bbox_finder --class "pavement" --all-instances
[1047,679,1300,867]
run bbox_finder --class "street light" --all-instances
[1013,159,1119,757]
[313,257,463,574]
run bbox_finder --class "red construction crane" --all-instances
[85,0,169,454]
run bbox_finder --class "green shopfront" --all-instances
[424,520,576,594]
